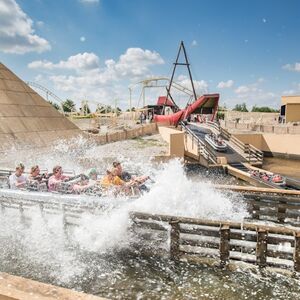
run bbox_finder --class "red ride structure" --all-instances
[149,41,219,126]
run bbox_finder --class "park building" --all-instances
[280,95,300,123]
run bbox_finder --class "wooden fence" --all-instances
[0,194,108,228]
[130,211,300,272]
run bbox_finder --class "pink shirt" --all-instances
[48,175,68,192]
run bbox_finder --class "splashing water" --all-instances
[1,137,299,299]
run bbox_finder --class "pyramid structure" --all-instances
[0,62,82,151]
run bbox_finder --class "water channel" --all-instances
[1,137,300,299]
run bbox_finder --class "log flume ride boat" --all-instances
[249,169,286,188]
[204,133,227,152]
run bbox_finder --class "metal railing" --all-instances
[181,122,218,165]
[206,123,264,164]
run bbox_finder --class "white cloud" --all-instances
[177,75,208,94]
[0,0,50,54]
[36,21,44,28]
[191,40,197,47]
[217,80,234,89]
[282,62,300,72]
[28,48,165,108]
[109,48,164,77]
[235,85,252,94]
[79,0,99,3]
[229,79,279,108]
[28,52,100,71]
[80,36,86,42]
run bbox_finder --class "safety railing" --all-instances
[207,124,264,165]
[181,122,218,165]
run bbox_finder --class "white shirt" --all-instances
[9,173,27,189]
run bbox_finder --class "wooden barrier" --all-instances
[130,211,300,272]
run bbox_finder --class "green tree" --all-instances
[233,103,248,112]
[251,105,279,113]
[96,105,112,113]
[62,99,76,112]
[48,101,60,110]
[81,102,91,115]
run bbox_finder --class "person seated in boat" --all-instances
[87,168,98,181]
[9,163,27,189]
[27,165,48,191]
[72,174,95,194]
[272,174,284,183]
[260,172,270,182]
[28,165,48,182]
[217,135,223,146]
[48,165,70,192]
[112,161,150,186]
[112,161,132,181]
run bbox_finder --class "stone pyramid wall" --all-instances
[0,63,82,151]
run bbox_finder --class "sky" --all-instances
[0,0,300,110]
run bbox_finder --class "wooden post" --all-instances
[256,228,268,268]
[294,232,300,272]
[219,224,230,266]
[277,202,287,223]
[39,202,44,214]
[170,219,180,261]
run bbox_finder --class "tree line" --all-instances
[218,103,279,113]
[48,99,123,114]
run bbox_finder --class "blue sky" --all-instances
[1,0,300,110]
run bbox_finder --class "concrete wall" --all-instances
[234,132,300,158]
[158,126,184,157]
[221,120,300,134]
[286,103,300,122]
[224,111,278,124]
[92,123,158,145]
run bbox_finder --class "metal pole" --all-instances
[129,87,132,111]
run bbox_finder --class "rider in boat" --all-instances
[72,174,95,194]
[48,165,70,192]
[87,168,98,181]
[112,161,150,191]
[272,174,284,183]
[9,163,27,189]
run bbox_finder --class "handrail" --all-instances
[181,122,218,165]
[206,122,263,164]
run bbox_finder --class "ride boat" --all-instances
[249,169,286,187]
[204,133,227,152]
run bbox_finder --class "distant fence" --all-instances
[221,120,300,135]
[130,211,300,272]
[89,123,158,144]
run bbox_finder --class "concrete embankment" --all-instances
[0,272,105,300]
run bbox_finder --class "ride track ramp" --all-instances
[186,123,246,164]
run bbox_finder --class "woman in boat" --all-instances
[9,163,27,189]
[28,165,48,182]
[48,165,69,192]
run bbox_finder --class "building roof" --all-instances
[156,96,175,106]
